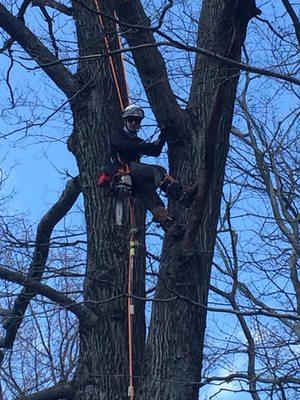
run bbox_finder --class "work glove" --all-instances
[159,123,173,142]
[153,134,165,146]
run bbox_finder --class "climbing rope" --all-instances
[127,196,137,400]
[93,0,129,110]
[114,10,130,104]
[93,4,136,397]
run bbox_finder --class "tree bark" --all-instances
[137,1,259,399]
[68,1,146,398]
[53,0,259,399]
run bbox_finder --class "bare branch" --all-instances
[18,1,299,88]
[156,0,174,30]
[38,5,59,57]
[231,296,261,400]
[16,380,76,400]
[32,0,73,16]
[18,0,31,22]
[0,2,76,97]
[0,0,30,52]
[0,266,95,326]
[239,100,300,255]
[5,48,15,106]
[0,177,82,349]
[281,0,300,46]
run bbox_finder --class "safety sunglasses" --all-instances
[127,116,142,123]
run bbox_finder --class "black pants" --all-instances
[130,162,166,211]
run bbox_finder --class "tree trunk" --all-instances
[68,1,146,398]
[68,0,258,398]
[137,1,259,399]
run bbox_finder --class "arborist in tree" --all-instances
[99,104,197,239]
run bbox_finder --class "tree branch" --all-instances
[22,6,300,88]
[70,2,300,88]
[281,0,300,46]
[230,297,261,400]
[113,0,182,126]
[39,5,59,57]
[0,0,30,53]
[182,79,228,249]
[0,266,95,326]
[0,2,76,97]
[32,0,73,16]
[16,380,76,400]
[0,177,82,349]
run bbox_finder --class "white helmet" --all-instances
[123,104,144,120]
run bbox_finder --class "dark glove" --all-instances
[159,124,172,142]
[153,133,166,146]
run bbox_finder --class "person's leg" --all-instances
[133,183,184,240]
[130,161,197,208]
[130,162,166,187]
[159,175,198,208]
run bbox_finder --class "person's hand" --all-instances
[159,123,172,141]
[154,134,165,146]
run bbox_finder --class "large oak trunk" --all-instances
[68,2,146,398]
[69,1,258,399]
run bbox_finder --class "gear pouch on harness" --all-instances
[109,172,132,199]
[98,167,132,199]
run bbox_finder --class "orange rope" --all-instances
[127,196,136,400]
[93,4,134,395]
[93,0,129,110]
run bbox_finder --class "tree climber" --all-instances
[100,104,197,238]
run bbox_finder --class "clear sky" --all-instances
[0,0,299,398]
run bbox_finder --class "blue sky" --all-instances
[0,0,299,398]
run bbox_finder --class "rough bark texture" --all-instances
[135,1,259,399]
[69,1,257,399]
[68,1,146,398]
[0,2,75,97]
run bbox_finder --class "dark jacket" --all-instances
[109,129,164,164]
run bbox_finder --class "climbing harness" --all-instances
[98,162,131,198]
[109,168,132,199]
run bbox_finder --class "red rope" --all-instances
[127,196,136,400]
[93,1,129,110]
[93,4,134,395]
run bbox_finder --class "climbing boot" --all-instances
[152,206,185,240]
[159,175,197,208]
[178,185,198,208]
[160,218,185,241]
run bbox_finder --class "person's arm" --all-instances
[141,138,164,157]
[110,130,145,154]
[110,130,165,157]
